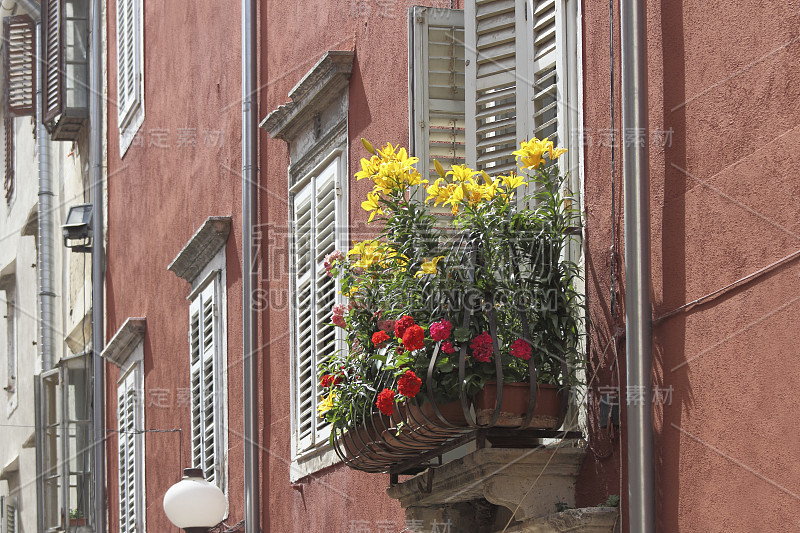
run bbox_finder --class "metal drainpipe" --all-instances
[34,11,53,533]
[90,0,106,529]
[242,0,260,532]
[32,5,52,376]
[620,0,655,531]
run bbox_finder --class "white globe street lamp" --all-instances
[163,468,227,533]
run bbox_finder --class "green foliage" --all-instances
[318,141,586,432]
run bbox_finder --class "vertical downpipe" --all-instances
[90,0,107,529]
[33,7,52,533]
[242,0,261,532]
[620,0,655,531]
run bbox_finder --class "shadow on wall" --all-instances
[655,0,694,531]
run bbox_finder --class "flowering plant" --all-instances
[318,138,584,432]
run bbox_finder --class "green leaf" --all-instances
[453,328,471,342]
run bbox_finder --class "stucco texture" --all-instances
[580,0,800,530]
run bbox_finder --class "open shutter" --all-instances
[292,158,342,454]
[466,0,560,176]
[3,16,36,117]
[4,115,12,202]
[189,282,219,484]
[410,7,466,182]
[117,372,137,533]
[42,0,63,125]
[530,0,559,145]
[116,0,140,127]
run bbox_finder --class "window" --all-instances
[41,0,90,140]
[411,0,580,180]
[2,496,17,533]
[168,217,230,491]
[291,155,347,458]
[3,14,36,203]
[189,278,224,487]
[117,362,144,533]
[36,353,92,531]
[116,0,144,155]
[262,50,352,478]
[3,281,17,414]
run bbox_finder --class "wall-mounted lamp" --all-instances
[62,204,93,252]
[163,468,226,533]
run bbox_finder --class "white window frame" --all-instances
[289,151,348,481]
[116,346,145,533]
[117,0,145,156]
[187,254,228,495]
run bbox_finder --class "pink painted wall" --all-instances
[580,0,800,530]
[105,1,245,531]
[257,1,463,530]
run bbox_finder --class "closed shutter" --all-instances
[465,0,559,176]
[117,371,139,533]
[190,282,219,484]
[116,0,140,127]
[410,7,466,182]
[3,498,17,533]
[42,0,63,124]
[3,16,36,117]
[292,158,342,453]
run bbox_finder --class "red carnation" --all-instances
[429,319,453,342]
[402,324,426,352]
[376,388,396,416]
[320,374,343,388]
[397,370,422,398]
[394,315,415,338]
[510,338,532,360]
[470,331,494,363]
[372,330,390,348]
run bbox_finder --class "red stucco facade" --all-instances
[105,0,800,531]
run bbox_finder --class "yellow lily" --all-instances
[513,138,550,170]
[361,191,383,223]
[446,164,480,183]
[415,256,445,278]
[317,392,335,417]
[501,172,528,190]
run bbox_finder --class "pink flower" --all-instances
[331,303,347,328]
[429,319,453,342]
[441,341,455,354]
[323,250,345,277]
[510,338,532,360]
[470,332,494,363]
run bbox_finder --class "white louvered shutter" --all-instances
[116,0,140,127]
[410,7,466,182]
[117,371,139,533]
[465,0,561,176]
[189,282,220,484]
[3,498,17,533]
[292,158,343,453]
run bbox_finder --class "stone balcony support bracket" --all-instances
[387,447,617,532]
